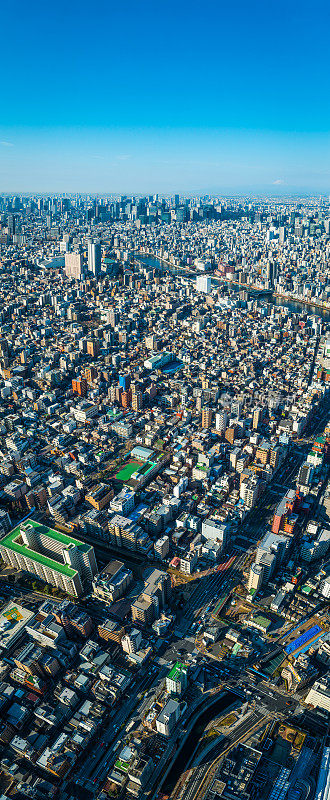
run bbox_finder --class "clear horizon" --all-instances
[1,0,330,194]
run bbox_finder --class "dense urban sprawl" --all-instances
[0,194,329,800]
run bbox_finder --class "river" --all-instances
[162,690,238,794]
[135,254,330,322]
[271,295,330,321]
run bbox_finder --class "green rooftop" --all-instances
[301,584,313,595]
[115,759,130,773]
[0,519,90,578]
[167,661,188,681]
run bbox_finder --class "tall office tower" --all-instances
[87,338,100,357]
[176,207,187,223]
[266,261,274,284]
[215,410,228,434]
[202,407,212,429]
[231,400,242,418]
[108,310,119,328]
[266,260,278,286]
[72,377,88,396]
[132,390,143,411]
[253,406,262,430]
[196,275,211,293]
[119,373,131,391]
[64,252,83,280]
[174,194,180,207]
[248,563,264,593]
[279,226,287,244]
[87,238,101,276]
[7,214,15,237]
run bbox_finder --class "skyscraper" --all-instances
[202,407,212,428]
[253,407,262,430]
[7,214,15,237]
[248,563,264,593]
[196,275,211,293]
[87,238,101,276]
[65,252,83,280]
[215,411,228,434]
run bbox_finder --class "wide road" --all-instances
[174,549,246,638]
[65,663,167,796]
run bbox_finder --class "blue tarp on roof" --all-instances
[285,625,322,655]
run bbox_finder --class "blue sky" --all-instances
[1,0,330,193]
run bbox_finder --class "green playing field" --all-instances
[115,460,142,481]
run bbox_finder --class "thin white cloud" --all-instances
[0,141,14,147]
[272,178,284,185]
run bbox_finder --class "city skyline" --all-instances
[1,0,330,193]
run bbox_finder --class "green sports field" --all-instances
[115,460,143,481]
[115,459,155,482]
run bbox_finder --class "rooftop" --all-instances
[1,519,90,577]
[168,661,188,681]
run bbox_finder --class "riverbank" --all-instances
[135,252,178,270]
[274,291,330,314]
[134,253,330,321]
[228,280,330,317]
